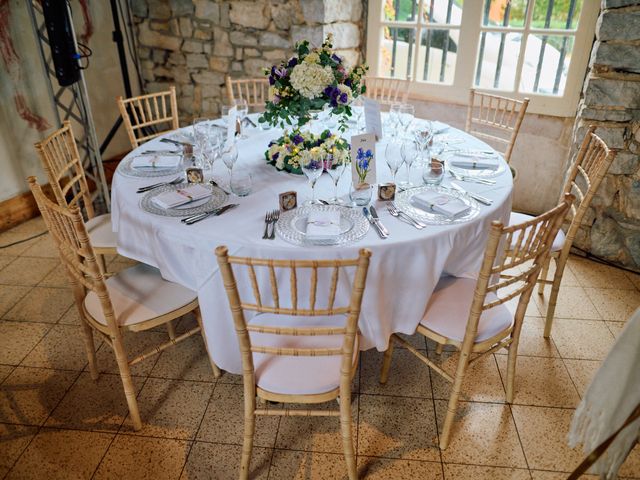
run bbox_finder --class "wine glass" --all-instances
[324,154,347,204]
[351,96,364,133]
[234,98,249,138]
[384,139,404,185]
[300,152,324,205]
[400,139,420,187]
[389,103,402,137]
[398,104,415,135]
[192,117,210,168]
[220,104,235,130]
[220,141,238,185]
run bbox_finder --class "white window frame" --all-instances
[366,0,600,117]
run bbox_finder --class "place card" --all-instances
[351,133,377,186]
[364,98,383,140]
[186,167,204,183]
[279,191,297,211]
[378,183,396,201]
[226,106,238,143]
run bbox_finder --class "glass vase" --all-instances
[349,182,372,206]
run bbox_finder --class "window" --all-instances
[366,0,600,116]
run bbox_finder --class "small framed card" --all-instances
[279,191,297,211]
[378,183,396,201]
[364,98,383,140]
[186,167,204,184]
[351,133,377,186]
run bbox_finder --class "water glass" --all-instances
[300,154,324,205]
[221,142,238,184]
[324,154,347,204]
[349,182,372,206]
[384,139,404,184]
[220,104,235,129]
[423,156,445,186]
[389,103,402,137]
[400,139,420,187]
[230,169,252,196]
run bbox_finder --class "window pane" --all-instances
[418,29,458,83]
[384,0,419,22]
[520,34,574,95]
[422,0,463,26]
[531,0,583,30]
[482,0,529,28]
[474,31,522,90]
[380,27,417,79]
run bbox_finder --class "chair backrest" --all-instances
[560,126,617,258]
[117,86,179,149]
[215,247,371,384]
[27,176,118,334]
[225,76,270,110]
[34,120,95,220]
[464,194,573,347]
[465,89,529,164]
[363,76,410,106]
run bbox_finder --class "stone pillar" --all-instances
[571,0,640,271]
[130,0,365,121]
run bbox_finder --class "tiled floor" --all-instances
[1,216,639,479]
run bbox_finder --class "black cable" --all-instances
[0,231,47,249]
[118,0,144,93]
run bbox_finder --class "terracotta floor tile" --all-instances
[0,366,78,426]
[150,334,218,382]
[0,321,51,365]
[0,257,58,287]
[58,305,81,325]
[46,372,144,432]
[196,383,279,448]
[121,377,213,440]
[38,264,71,288]
[569,257,636,290]
[562,359,601,398]
[0,255,16,271]
[533,286,601,321]
[93,434,190,480]
[550,319,615,360]
[495,316,560,358]
[0,283,32,317]
[360,348,432,398]
[496,355,580,407]
[180,441,271,480]
[5,427,113,480]
[4,286,74,323]
[268,450,349,480]
[0,423,38,478]
[0,232,41,256]
[606,321,627,338]
[436,400,527,468]
[530,471,597,479]
[359,457,443,479]
[624,270,640,291]
[358,394,440,462]
[92,330,170,377]
[0,364,14,384]
[618,443,640,479]
[584,288,640,321]
[443,463,531,479]
[20,235,60,259]
[511,405,583,471]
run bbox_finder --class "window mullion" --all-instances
[513,0,536,94]
[412,0,425,82]
[453,0,482,91]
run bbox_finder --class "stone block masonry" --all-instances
[131,0,365,121]
[572,1,640,270]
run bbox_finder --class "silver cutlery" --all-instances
[210,179,231,195]
[448,170,496,185]
[160,138,192,147]
[387,204,425,229]
[139,149,182,155]
[369,206,389,237]
[136,177,183,193]
[243,117,257,128]
[450,182,493,206]
[363,207,388,239]
[269,210,280,239]
[262,210,274,239]
[183,204,238,225]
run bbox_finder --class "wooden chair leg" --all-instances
[543,256,568,338]
[80,320,99,380]
[97,254,108,275]
[111,335,142,430]
[339,391,357,480]
[435,343,444,355]
[194,307,222,378]
[506,345,519,403]
[239,394,256,480]
[380,337,395,384]
[166,320,176,340]
[439,355,470,450]
[538,255,551,295]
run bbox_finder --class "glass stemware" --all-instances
[324,154,347,204]
[192,117,210,167]
[220,141,238,186]
[351,96,365,133]
[300,152,324,205]
[384,139,404,184]
[220,104,234,131]
[233,98,249,138]
[230,168,252,196]
[398,104,415,137]
[400,139,420,187]
[389,103,402,137]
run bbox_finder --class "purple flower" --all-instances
[292,134,304,145]
[268,75,275,86]
[338,92,348,104]
[272,152,280,160]
[287,57,298,68]
[331,53,342,63]
[273,94,280,104]
[344,78,352,87]
[273,66,287,79]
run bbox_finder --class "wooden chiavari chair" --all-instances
[215,247,372,480]
[510,126,617,338]
[465,89,529,165]
[117,86,179,149]
[363,76,410,106]
[34,120,115,273]
[380,195,573,449]
[28,177,220,430]
[225,76,270,111]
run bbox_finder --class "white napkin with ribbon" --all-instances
[412,190,470,218]
[152,184,211,209]
[449,151,499,170]
[131,155,182,169]
[306,210,341,239]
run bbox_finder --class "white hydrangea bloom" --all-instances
[337,84,353,103]
[290,63,334,99]
[304,52,320,64]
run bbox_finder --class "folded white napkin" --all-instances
[152,184,211,209]
[306,210,341,239]
[449,151,498,170]
[412,190,471,218]
[131,155,182,169]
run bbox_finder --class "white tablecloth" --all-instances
[111,117,513,374]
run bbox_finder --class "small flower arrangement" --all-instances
[265,129,349,175]
[259,34,368,132]
[354,148,373,184]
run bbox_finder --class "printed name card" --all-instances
[350,133,377,186]
[227,106,238,143]
[363,98,383,141]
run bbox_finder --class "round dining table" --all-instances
[111,115,513,374]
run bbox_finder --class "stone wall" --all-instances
[572,0,640,271]
[130,0,365,120]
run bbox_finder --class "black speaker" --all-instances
[41,0,80,87]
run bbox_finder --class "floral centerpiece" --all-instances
[266,129,349,175]
[258,34,368,132]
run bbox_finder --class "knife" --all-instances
[160,138,192,147]
[369,206,389,237]
[450,182,493,206]
[363,207,388,239]
[184,204,238,225]
[243,117,257,128]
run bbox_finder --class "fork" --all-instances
[136,177,182,193]
[269,210,280,240]
[388,204,426,229]
[262,211,273,239]
[448,170,496,185]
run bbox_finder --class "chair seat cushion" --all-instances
[86,214,117,249]
[509,212,565,252]
[420,276,513,343]
[84,263,197,327]
[248,313,357,396]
